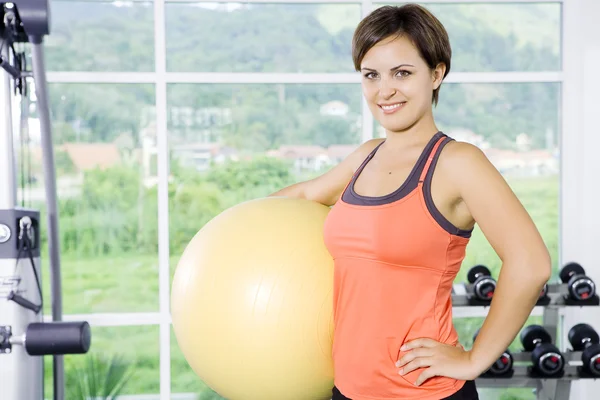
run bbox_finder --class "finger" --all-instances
[415,368,438,386]
[401,338,437,351]
[395,348,434,368]
[398,356,434,375]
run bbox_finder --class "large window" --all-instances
[32,83,159,314]
[413,3,561,72]
[46,1,155,72]
[166,3,361,73]
[10,1,563,399]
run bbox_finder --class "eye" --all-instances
[396,70,411,78]
[363,72,378,79]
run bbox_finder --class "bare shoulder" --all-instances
[437,140,490,171]
[436,140,494,192]
[436,140,498,188]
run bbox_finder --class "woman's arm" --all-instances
[446,141,552,375]
[269,139,384,206]
[269,181,307,199]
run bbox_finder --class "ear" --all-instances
[432,62,447,90]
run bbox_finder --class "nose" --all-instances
[378,79,396,99]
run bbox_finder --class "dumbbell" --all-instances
[559,262,596,301]
[520,325,564,377]
[539,283,549,299]
[536,282,551,305]
[467,265,496,301]
[473,327,513,377]
[568,323,600,377]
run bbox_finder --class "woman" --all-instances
[271,4,551,400]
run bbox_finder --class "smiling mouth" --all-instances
[378,102,406,114]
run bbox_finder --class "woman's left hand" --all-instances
[395,338,481,386]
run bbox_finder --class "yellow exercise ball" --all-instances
[171,196,335,400]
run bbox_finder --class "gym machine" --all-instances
[452,262,600,400]
[0,2,91,400]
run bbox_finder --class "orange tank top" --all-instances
[323,132,473,400]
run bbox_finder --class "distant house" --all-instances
[516,133,532,151]
[59,143,121,172]
[447,128,490,149]
[268,145,330,172]
[267,143,361,172]
[30,142,122,178]
[484,148,558,177]
[24,142,123,201]
[170,142,239,172]
[320,101,349,117]
[327,144,358,164]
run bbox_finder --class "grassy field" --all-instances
[41,176,558,399]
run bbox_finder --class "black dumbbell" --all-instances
[467,265,496,301]
[535,282,551,305]
[473,327,513,376]
[539,283,549,299]
[568,323,600,377]
[559,262,596,301]
[520,325,564,377]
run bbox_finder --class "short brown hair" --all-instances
[352,4,452,105]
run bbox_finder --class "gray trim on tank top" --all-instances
[341,131,473,239]
[423,137,473,238]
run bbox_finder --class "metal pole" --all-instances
[29,35,64,400]
[0,39,17,209]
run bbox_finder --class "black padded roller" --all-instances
[25,321,91,356]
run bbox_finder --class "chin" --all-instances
[375,106,430,134]
[378,119,418,134]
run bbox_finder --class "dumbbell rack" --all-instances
[452,280,600,400]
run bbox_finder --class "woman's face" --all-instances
[360,35,445,133]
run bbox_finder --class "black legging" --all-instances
[331,380,479,400]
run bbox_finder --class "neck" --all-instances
[382,112,439,151]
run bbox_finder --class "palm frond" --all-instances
[65,352,134,400]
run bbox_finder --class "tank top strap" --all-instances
[418,135,451,184]
[348,140,384,182]
[360,140,385,172]
[339,140,385,198]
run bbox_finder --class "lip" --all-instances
[378,101,406,115]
